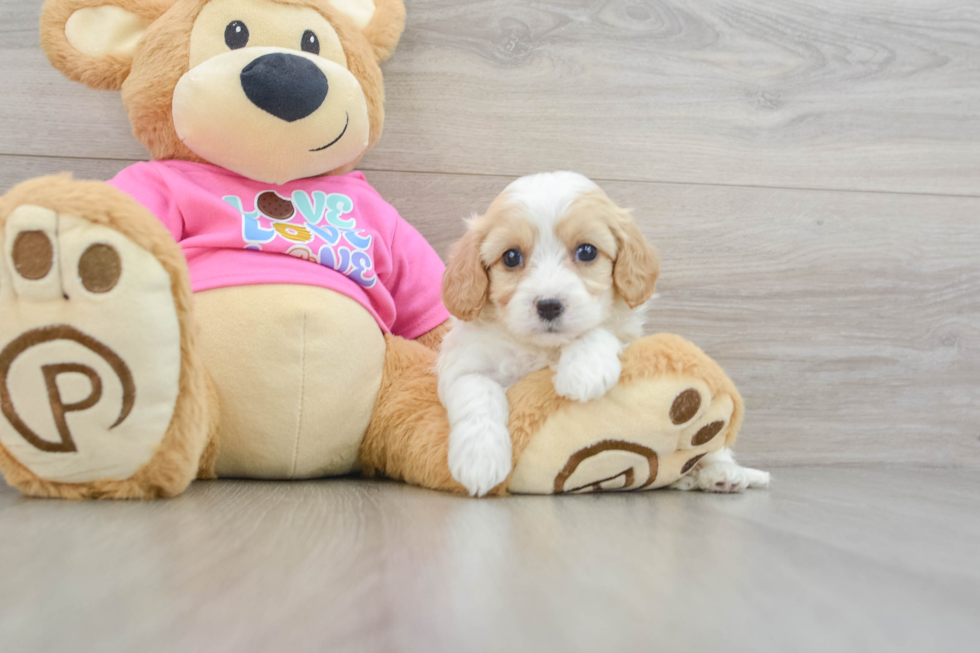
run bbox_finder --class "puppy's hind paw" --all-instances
[691,461,770,494]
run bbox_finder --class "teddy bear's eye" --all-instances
[224,21,250,50]
[301,30,320,55]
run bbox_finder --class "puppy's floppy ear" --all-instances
[328,0,406,62]
[442,223,489,321]
[41,0,173,91]
[611,208,660,309]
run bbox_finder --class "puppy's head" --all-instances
[443,172,659,347]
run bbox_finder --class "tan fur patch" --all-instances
[564,190,660,308]
[362,0,405,62]
[479,202,538,267]
[358,335,467,494]
[443,192,543,320]
[442,229,490,321]
[480,195,538,313]
[554,205,618,262]
[414,319,451,351]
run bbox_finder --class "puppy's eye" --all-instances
[301,30,320,55]
[502,249,523,269]
[575,244,598,262]
[225,21,250,50]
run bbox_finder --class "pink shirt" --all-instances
[109,160,449,339]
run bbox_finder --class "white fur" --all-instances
[439,172,646,496]
[670,449,771,493]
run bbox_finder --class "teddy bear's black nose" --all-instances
[240,53,328,123]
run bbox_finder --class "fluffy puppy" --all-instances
[438,171,769,497]
[437,171,658,496]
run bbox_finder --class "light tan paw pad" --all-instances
[0,209,180,484]
[508,375,727,494]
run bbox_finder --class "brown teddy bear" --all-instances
[0,0,745,499]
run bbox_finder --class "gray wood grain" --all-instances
[3,156,977,468]
[2,0,980,194]
[1,468,978,653]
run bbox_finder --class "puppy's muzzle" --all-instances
[536,298,564,322]
[241,53,329,123]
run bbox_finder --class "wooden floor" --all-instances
[2,468,979,653]
[1,0,979,651]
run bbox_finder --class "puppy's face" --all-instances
[443,172,660,347]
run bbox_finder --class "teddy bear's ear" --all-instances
[40,0,174,91]
[329,0,406,62]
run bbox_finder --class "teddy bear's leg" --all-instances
[0,176,215,499]
[357,335,463,493]
[359,332,745,496]
[506,333,745,494]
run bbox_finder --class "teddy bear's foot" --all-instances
[506,334,745,495]
[0,179,212,499]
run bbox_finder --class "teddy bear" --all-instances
[0,0,745,499]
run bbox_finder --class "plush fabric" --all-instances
[108,161,450,338]
[1,209,182,484]
[65,6,153,58]
[195,284,385,479]
[0,176,215,499]
[507,336,740,494]
[40,0,173,91]
[0,0,748,500]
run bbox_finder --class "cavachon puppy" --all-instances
[438,172,770,497]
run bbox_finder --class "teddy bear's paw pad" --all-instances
[551,440,660,494]
[508,375,732,495]
[677,392,734,451]
[0,206,181,484]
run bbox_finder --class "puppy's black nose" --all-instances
[241,53,328,123]
[536,298,564,322]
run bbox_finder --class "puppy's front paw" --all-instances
[553,348,621,403]
[448,419,513,497]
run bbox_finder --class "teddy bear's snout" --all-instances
[240,52,329,123]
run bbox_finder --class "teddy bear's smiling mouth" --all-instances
[309,113,349,152]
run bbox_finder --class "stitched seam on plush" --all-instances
[290,312,308,478]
